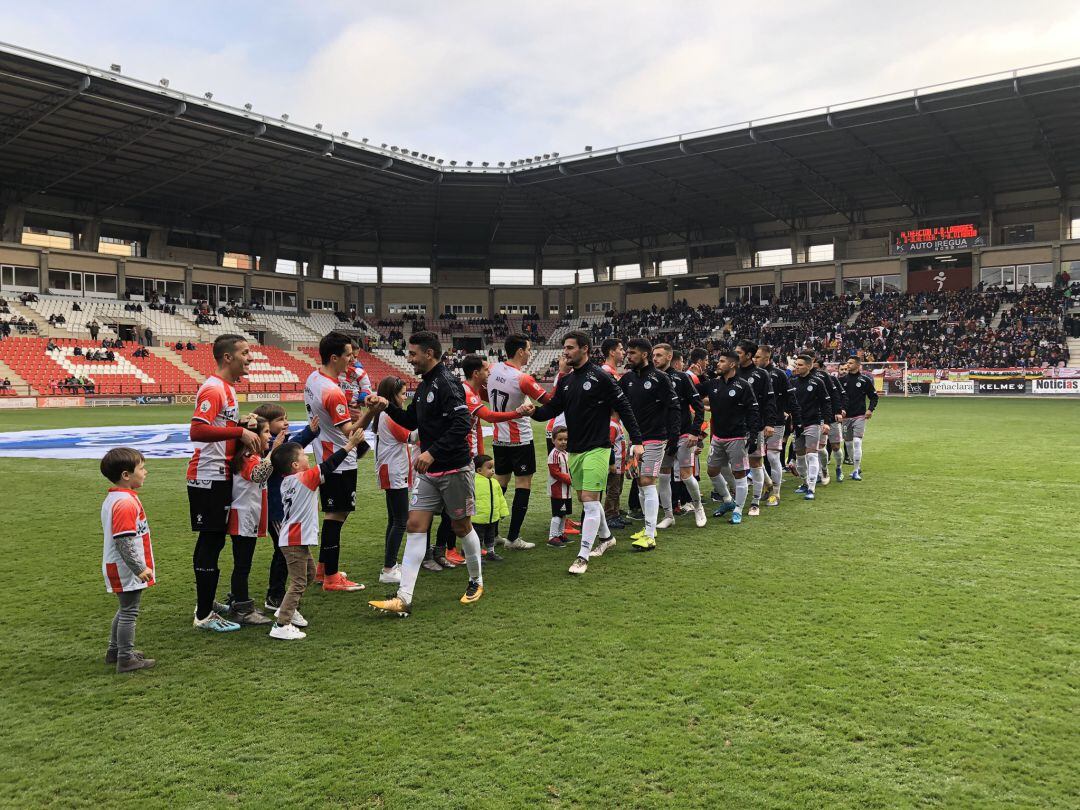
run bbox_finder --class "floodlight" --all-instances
[342,131,349,138]
[411,151,419,157]
[543,154,550,160]
[584,145,592,151]
[110,63,121,72]
[436,159,444,164]
[466,161,473,166]
[281,113,289,121]
[315,123,323,130]
[381,143,387,148]
[498,161,505,167]
[361,137,368,143]
[204,92,213,100]
[482,162,489,167]
[552,152,559,157]
[159,78,169,88]
[391,146,399,152]
[449,160,457,166]
[243,103,253,111]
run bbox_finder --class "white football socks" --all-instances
[397,532,427,604]
[460,528,483,585]
[658,473,673,517]
[579,500,602,557]
[750,466,764,502]
[710,472,731,502]
[805,453,819,492]
[767,450,784,492]
[853,437,863,470]
[734,475,748,510]
[549,516,564,540]
[683,474,702,508]
[641,483,659,538]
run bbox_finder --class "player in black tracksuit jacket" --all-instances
[735,341,778,510]
[618,355,680,477]
[791,355,834,496]
[385,361,471,474]
[532,360,643,455]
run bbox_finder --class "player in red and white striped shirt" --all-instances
[546,427,573,547]
[99,447,155,673]
[487,334,552,550]
[187,334,259,634]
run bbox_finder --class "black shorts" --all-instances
[551,498,573,517]
[187,479,232,532]
[493,442,537,477]
[319,468,357,513]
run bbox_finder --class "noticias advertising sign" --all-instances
[892,223,987,255]
[1032,378,1080,394]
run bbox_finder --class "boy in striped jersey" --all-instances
[100,448,155,673]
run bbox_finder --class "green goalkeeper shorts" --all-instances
[568,447,609,494]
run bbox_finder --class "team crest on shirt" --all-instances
[644,380,652,389]
[335,403,347,417]
[856,381,863,388]
[728,389,736,397]
[808,384,815,390]
[199,400,211,413]
[583,381,592,391]
[426,391,435,403]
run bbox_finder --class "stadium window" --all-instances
[364,304,374,315]
[47,270,116,297]
[578,267,595,284]
[253,288,296,310]
[21,227,73,250]
[660,259,688,276]
[613,263,641,280]
[444,304,483,315]
[542,269,577,286]
[548,305,561,316]
[754,248,792,267]
[584,301,612,313]
[843,275,901,296]
[98,236,140,257]
[497,304,537,315]
[1,264,39,290]
[807,243,834,263]
[1071,217,1080,240]
[388,303,427,315]
[273,259,299,275]
[383,267,431,284]
[306,299,337,311]
[334,266,378,283]
[782,280,829,302]
[223,252,255,270]
[490,268,534,286]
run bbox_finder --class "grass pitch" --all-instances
[0,398,1077,808]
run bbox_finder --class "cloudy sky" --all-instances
[1,1,1077,164]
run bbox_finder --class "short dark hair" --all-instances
[564,330,590,350]
[758,344,774,357]
[473,454,492,470]
[689,348,708,363]
[409,330,442,360]
[736,339,758,356]
[504,333,530,358]
[600,338,622,358]
[462,354,486,380]
[319,331,353,364]
[212,334,247,362]
[796,353,814,364]
[253,403,287,423]
[100,447,144,483]
[552,425,568,439]
[671,350,683,363]
[627,337,653,355]
[270,441,303,476]
[848,356,862,365]
[718,349,738,361]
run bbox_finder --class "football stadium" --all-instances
[1,9,1079,808]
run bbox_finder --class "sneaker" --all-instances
[379,565,402,585]
[836,467,844,482]
[273,607,308,628]
[630,528,647,541]
[505,538,536,550]
[765,494,780,507]
[631,535,656,551]
[547,536,568,548]
[794,484,808,495]
[227,599,273,626]
[494,535,509,547]
[563,525,581,536]
[263,596,282,611]
[485,549,504,562]
[104,648,142,665]
[844,458,854,466]
[627,509,645,521]
[656,513,675,529]
[710,490,723,502]
[269,623,306,640]
[820,473,831,486]
[422,558,444,572]
[607,517,628,530]
[851,470,862,481]
[193,611,241,632]
[314,563,325,584]
[713,500,737,518]
[694,505,707,528]
[369,594,411,616]
[322,572,365,592]
[590,537,617,557]
[680,503,696,514]
[804,491,816,501]
[433,553,456,569]
[747,503,761,517]
[460,579,484,605]
[116,652,156,673]
[762,478,774,497]
[568,556,589,575]
[729,509,742,525]
[445,548,466,566]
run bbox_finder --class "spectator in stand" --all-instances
[47,339,58,352]
[89,320,100,340]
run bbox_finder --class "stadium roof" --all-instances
[1,41,1079,260]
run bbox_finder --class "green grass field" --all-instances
[0,398,1077,808]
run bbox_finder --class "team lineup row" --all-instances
[97,329,878,669]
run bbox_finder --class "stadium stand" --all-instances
[0,337,200,395]
[297,345,418,387]
[172,343,312,393]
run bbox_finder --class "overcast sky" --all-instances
[2,1,1077,164]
